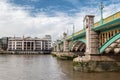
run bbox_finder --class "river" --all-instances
[0,54,119,80]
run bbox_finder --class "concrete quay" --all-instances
[52,52,81,60]
[73,54,120,72]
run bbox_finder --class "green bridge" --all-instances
[53,11,120,72]
[54,11,120,54]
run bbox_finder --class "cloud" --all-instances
[0,0,120,41]
[29,0,39,2]
[0,0,73,40]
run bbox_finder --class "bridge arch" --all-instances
[69,39,86,52]
[99,32,120,54]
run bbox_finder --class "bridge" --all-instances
[53,11,120,72]
[54,11,120,54]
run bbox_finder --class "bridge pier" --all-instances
[73,54,120,72]
[63,32,69,52]
[85,15,99,55]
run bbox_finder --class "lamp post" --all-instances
[100,2,104,25]
[72,24,75,43]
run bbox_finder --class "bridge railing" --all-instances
[94,11,120,28]
[74,29,85,36]
[66,11,120,41]
[66,29,85,40]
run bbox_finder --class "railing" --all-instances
[94,11,120,27]
[67,11,120,40]
[114,12,120,19]
[74,29,85,36]
[103,16,113,24]
[66,29,85,40]
[94,22,100,28]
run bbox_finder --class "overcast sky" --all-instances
[0,0,120,41]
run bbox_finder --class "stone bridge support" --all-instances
[63,32,69,52]
[84,15,99,54]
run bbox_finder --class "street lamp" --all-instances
[99,2,104,25]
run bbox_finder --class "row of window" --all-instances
[8,48,50,50]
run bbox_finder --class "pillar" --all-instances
[22,40,24,51]
[84,15,99,54]
[56,40,60,52]
[30,41,32,51]
[12,41,13,50]
[26,42,27,51]
[33,41,36,51]
[63,32,68,52]
[41,41,42,50]
[15,41,16,50]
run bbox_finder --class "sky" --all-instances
[0,0,120,41]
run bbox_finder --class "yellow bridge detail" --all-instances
[67,11,120,40]
[94,11,120,27]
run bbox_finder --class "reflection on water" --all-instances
[0,55,119,80]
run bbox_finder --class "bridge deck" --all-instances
[66,11,120,41]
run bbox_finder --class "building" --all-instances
[7,35,52,53]
[0,37,8,50]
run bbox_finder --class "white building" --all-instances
[7,35,52,53]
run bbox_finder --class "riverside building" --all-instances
[7,35,52,54]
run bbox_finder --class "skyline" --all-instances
[0,0,120,41]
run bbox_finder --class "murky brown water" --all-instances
[0,54,119,80]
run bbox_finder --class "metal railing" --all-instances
[94,11,120,27]
[66,11,120,40]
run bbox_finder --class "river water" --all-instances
[0,54,119,80]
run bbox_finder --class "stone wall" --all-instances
[73,55,120,72]
[73,61,120,72]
